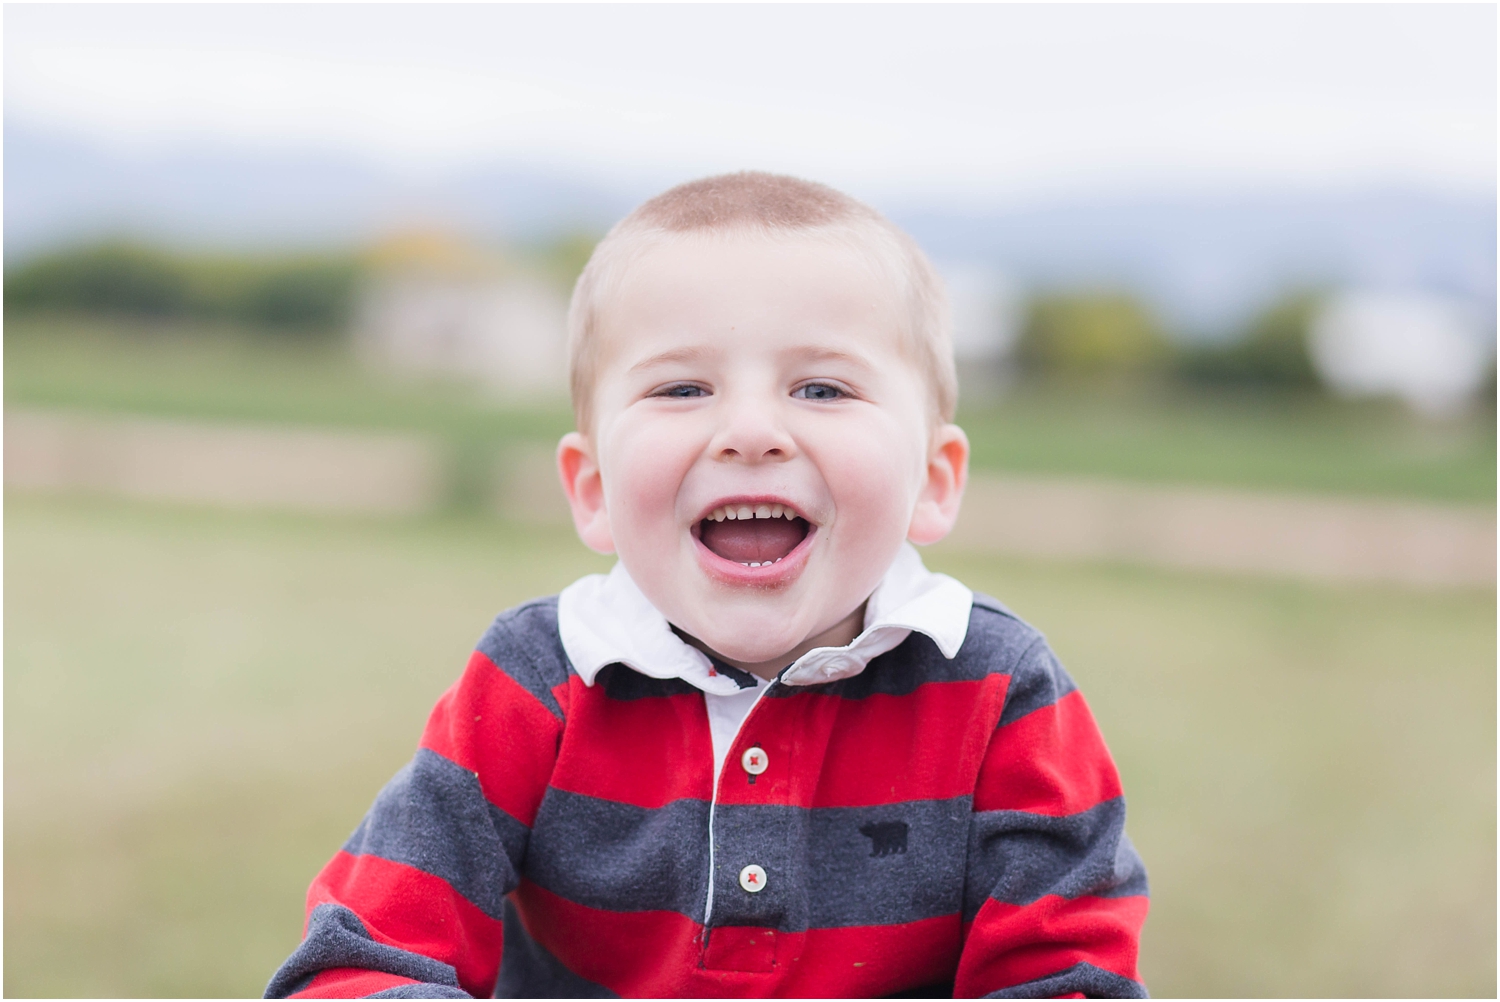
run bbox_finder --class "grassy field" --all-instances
[5,494,1493,998]
[7,314,1495,504]
[960,381,1495,504]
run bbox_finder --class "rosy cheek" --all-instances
[821,419,919,495]
[816,434,923,562]
[603,418,701,532]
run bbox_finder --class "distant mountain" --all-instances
[5,123,1493,334]
[2,123,639,257]
[891,192,1496,334]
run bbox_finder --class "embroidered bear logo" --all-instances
[859,821,908,857]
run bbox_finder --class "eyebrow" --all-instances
[791,346,873,368]
[626,346,710,374]
[625,342,874,374]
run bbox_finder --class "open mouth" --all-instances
[697,502,812,568]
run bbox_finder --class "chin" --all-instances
[698,621,808,665]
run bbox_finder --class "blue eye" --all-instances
[655,383,708,398]
[793,382,844,401]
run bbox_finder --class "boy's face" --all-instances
[558,232,967,668]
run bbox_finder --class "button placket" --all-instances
[704,681,802,947]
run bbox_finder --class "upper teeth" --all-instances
[707,503,798,522]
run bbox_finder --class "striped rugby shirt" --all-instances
[267,546,1148,998]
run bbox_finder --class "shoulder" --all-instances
[828,589,1073,714]
[959,592,1046,668]
[960,592,1078,725]
[477,595,562,651]
[469,596,576,720]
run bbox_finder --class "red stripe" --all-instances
[716,677,1008,808]
[783,915,962,996]
[548,678,714,807]
[310,851,503,999]
[420,650,561,826]
[973,690,1122,815]
[954,894,1147,997]
[289,968,419,998]
[511,879,708,995]
[513,881,968,998]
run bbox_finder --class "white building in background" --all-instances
[1309,291,1494,416]
[355,233,571,397]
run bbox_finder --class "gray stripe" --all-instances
[524,788,710,919]
[475,598,572,720]
[526,791,984,933]
[264,903,463,998]
[369,986,471,999]
[709,797,971,933]
[344,747,527,921]
[965,797,1148,917]
[985,961,1149,999]
[806,798,971,928]
[496,898,618,998]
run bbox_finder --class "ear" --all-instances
[907,423,969,545]
[557,432,615,554]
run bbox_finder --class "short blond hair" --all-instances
[567,171,956,433]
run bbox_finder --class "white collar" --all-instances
[556,542,973,697]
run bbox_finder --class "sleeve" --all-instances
[954,637,1149,1000]
[265,632,567,999]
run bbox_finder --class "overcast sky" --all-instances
[5,4,1495,203]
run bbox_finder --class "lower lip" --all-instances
[692,523,817,587]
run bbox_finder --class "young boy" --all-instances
[267,173,1148,999]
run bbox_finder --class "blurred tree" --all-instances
[5,243,359,333]
[1015,290,1170,375]
[532,232,600,291]
[235,261,360,330]
[4,243,190,316]
[1178,289,1323,387]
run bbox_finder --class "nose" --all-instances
[709,393,796,464]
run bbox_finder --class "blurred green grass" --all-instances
[6,494,1493,998]
[7,314,1494,504]
[960,381,1495,504]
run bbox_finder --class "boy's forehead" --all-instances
[596,231,906,358]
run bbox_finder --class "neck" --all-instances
[676,603,867,682]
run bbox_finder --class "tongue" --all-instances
[700,518,805,564]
